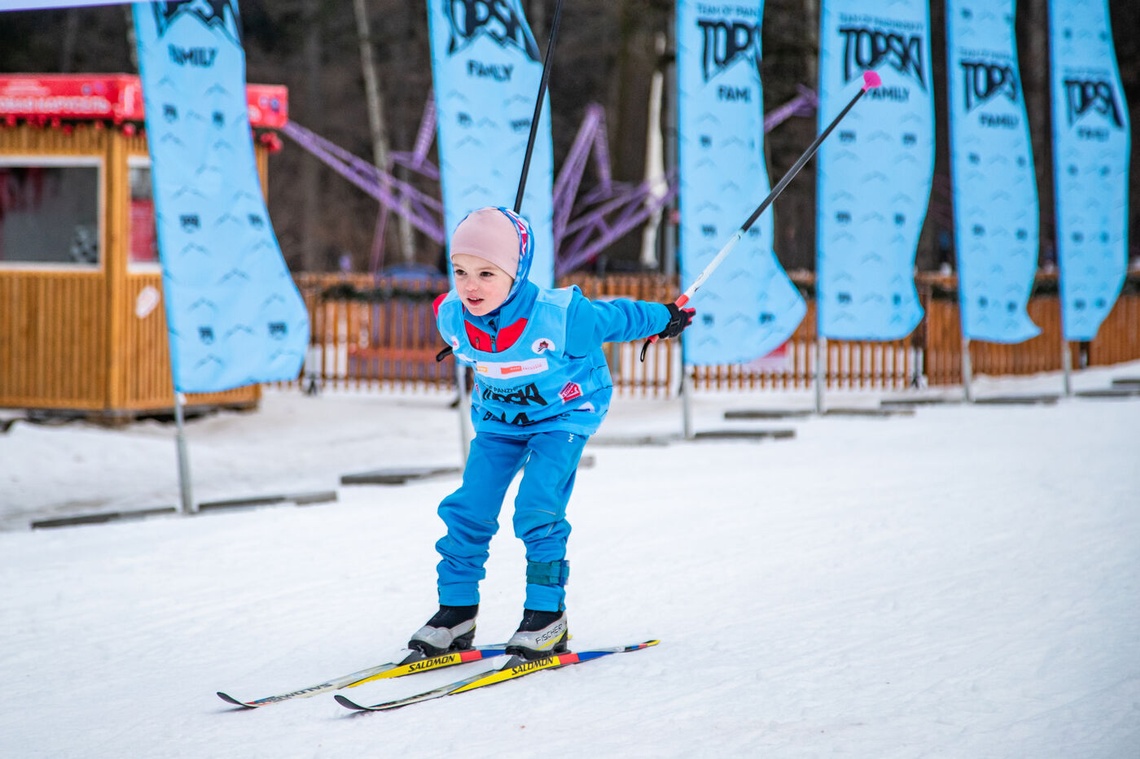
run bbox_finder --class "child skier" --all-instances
[409,206,694,660]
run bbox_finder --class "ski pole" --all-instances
[514,0,564,214]
[640,69,882,361]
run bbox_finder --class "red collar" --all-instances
[464,318,528,352]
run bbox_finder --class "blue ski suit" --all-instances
[434,207,670,612]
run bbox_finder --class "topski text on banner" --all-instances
[1049,0,1131,342]
[132,1,308,393]
[426,0,555,287]
[816,0,933,341]
[675,0,806,366]
[945,0,1040,344]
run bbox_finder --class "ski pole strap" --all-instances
[526,560,570,586]
[639,294,692,361]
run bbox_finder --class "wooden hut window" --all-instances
[128,163,159,268]
[0,160,100,267]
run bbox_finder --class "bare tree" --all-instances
[58,9,79,72]
[299,0,324,271]
[354,0,415,265]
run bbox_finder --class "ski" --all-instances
[335,639,659,712]
[217,644,507,708]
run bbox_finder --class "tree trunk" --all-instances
[123,6,138,73]
[529,0,547,38]
[59,10,79,73]
[797,0,820,273]
[1018,0,1054,267]
[354,0,415,266]
[300,0,324,272]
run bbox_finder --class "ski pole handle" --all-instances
[637,274,705,361]
[639,294,695,361]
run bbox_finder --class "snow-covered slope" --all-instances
[2,367,1138,757]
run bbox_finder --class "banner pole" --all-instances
[814,336,827,414]
[172,392,196,515]
[1059,280,1073,397]
[1060,338,1073,397]
[453,362,472,463]
[961,336,974,402]
[680,336,694,439]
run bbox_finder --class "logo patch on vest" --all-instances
[559,382,583,402]
[483,383,547,406]
[532,337,557,354]
[475,358,549,378]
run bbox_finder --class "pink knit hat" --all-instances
[449,207,520,279]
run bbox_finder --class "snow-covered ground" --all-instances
[2,365,1139,758]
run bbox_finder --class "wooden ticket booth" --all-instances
[0,74,288,421]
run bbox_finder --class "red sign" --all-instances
[0,74,288,129]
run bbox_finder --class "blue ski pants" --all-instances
[435,429,588,612]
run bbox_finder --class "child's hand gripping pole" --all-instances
[638,69,882,362]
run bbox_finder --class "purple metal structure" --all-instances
[554,86,817,276]
[280,117,446,253]
[280,86,818,276]
[553,103,676,276]
[365,97,442,272]
[763,84,818,133]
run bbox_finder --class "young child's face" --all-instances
[451,253,514,316]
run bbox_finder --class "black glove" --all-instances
[657,303,696,339]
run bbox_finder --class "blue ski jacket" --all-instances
[436,207,669,437]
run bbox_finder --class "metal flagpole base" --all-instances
[681,361,693,440]
[454,361,472,464]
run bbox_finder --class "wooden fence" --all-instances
[295,270,1140,397]
[300,274,452,392]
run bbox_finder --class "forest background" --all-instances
[0,0,1136,278]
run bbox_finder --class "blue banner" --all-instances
[816,0,932,340]
[426,0,554,287]
[132,2,308,394]
[675,0,806,365]
[1050,0,1131,341]
[945,0,1040,344]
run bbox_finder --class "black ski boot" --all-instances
[408,604,478,657]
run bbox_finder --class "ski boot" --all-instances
[408,604,477,657]
[505,609,569,660]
